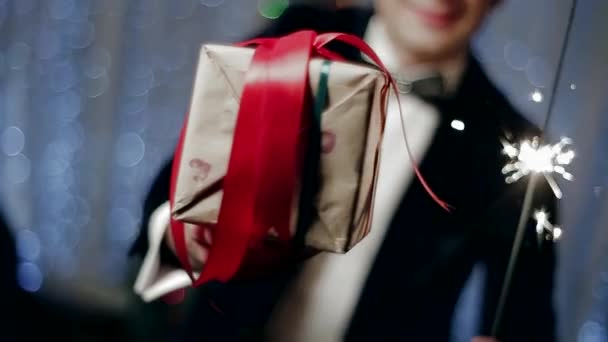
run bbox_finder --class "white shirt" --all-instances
[133,15,467,342]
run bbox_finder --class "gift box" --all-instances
[168,31,444,285]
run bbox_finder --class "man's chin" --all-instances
[400,36,463,61]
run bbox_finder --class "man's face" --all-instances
[375,0,495,61]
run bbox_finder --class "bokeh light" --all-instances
[171,0,196,19]
[257,0,289,19]
[16,229,42,261]
[71,0,93,17]
[15,0,36,16]
[60,196,91,228]
[62,122,85,151]
[531,89,543,103]
[46,169,75,192]
[67,21,96,49]
[0,51,5,76]
[122,111,147,133]
[37,223,61,252]
[130,7,157,30]
[108,207,138,242]
[50,89,82,123]
[5,153,31,184]
[7,42,32,70]
[0,6,6,29]
[17,262,43,292]
[36,30,62,60]
[578,320,607,342]
[122,95,148,115]
[526,57,552,88]
[84,47,112,79]
[200,0,225,7]
[42,142,73,176]
[125,65,155,97]
[115,132,145,167]
[503,40,529,71]
[450,119,465,131]
[1,126,25,156]
[51,62,78,92]
[48,0,76,20]
[86,72,109,97]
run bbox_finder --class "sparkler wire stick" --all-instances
[491,0,579,336]
[491,174,539,335]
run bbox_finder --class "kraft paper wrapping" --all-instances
[172,44,384,253]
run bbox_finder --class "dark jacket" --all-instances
[0,213,17,294]
[131,6,557,342]
[1,212,19,340]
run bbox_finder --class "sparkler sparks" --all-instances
[501,136,575,199]
[533,209,562,241]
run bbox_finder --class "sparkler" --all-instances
[501,136,575,199]
[533,209,563,241]
[492,0,579,335]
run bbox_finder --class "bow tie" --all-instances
[393,72,446,99]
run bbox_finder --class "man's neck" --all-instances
[393,42,468,72]
[364,16,468,94]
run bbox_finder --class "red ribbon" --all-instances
[170,30,452,286]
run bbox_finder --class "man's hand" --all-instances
[164,223,212,271]
[472,337,499,342]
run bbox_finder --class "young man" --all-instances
[131,1,557,341]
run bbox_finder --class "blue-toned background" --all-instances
[0,0,606,341]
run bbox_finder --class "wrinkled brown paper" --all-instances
[172,44,385,253]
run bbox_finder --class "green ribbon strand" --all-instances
[293,60,332,249]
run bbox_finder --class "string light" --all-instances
[501,136,575,199]
[533,209,562,241]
